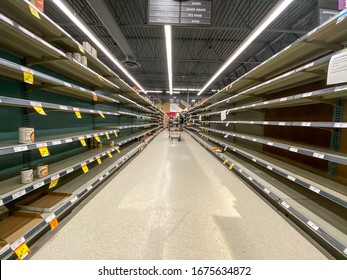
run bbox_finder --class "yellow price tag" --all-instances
[23,71,34,84]
[116,148,120,153]
[81,164,89,173]
[14,243,30,260]
[229,164,233,170]
[49,178,59,189]
[105,133,110,139]
[223,160,227,165]
[97,75,103,81]
[33,105,46,115]
[114,132,118,137]
[80,139,86,146]
[92,92,98,102]
[39,146,50,157]
[107,152,112,158]
[94,136,101,142]
[99,112,105,118]
[49,217,59,230]
[29,5,40,19]
[73,108,82,119]
[78,44,85,53]
[96,157,102,164]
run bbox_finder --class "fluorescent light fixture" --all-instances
[164,25,173,95]
[146,90,163,93]
[173,88,201,92]
[51,0,147,94]
[197,0,294,96]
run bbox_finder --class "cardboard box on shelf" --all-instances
[0,212,43,244]
[30,0,44,12]
[15,191,72,213]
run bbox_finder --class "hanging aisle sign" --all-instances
[148,0,212,26]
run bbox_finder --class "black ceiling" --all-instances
[45,0,319,103]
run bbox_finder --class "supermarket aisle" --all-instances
[31,131,327,259]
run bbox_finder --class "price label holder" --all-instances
[14,242,30,260]
[92,92,98,102]
[49,177,60,189]
[73,108,82,119]
[30,101,46,115]
[29,5,40,19]
[79,138,87,146]
[37,144,50,157]
[45,214,59,230]
[78,44,85,53]
[22,68,34,85]
[81,163,89,173]
[96,156,102,164]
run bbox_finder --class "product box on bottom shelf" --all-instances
[15,191,72,213]
[0,212,43,244]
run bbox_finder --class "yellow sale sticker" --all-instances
[80,139,87,146]
[81,164,89,173]
[116,148,120,153]
[39,146,50,157]
[23,71,34,84]
[92,92,98,102]
[107,152,112,158]
[94,136,101,142]
[29,5,40,19]
[97,75,103,81]
[15,243,30,260]
[78,44,85,53]
[99,112,105,118]
[49,217,59,230]
[49,178,59,189]
[33,105,46,115]
[114,132,118,137]
[223,160,227,165]
[96,157,102,164]
[229,164,233,170]
[105,133,110,139]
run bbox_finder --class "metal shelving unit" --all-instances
[0,95,120,117]
[0,129,120,157]
[189,10,347,111]
[199,126,347,165]
[0,0,159,111]
[0,128,163,260]
[0,0,162,260]
[199,132,347,207]
[0,58,117,103]
[186,129,347,259]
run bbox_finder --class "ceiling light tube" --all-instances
[197,0,294,96]
[52,0,147,94]
[164,25,173,95]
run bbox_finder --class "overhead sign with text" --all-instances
[148,0,212,26]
